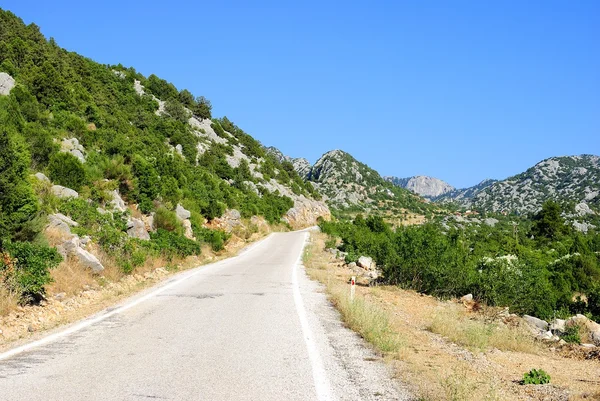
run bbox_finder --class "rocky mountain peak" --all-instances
[385,175,454,199]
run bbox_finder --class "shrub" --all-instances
[0,128,38,241]
[560,324,581,344]
[48,152,87,191]
[0,241,62,303]
[154,206,183,234]
[521,369,551,385]
[150,229,201,258]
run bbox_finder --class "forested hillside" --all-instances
[0,9,328,305]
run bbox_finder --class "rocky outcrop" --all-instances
[60,138,86,162]
[440,155,600,215]
[109,190,127,212]
[175,204,194,239]
[176,204,191,220]
[283,196,331,229]
[210,209,243,233]
[0,72,15,95]
[46,213,79,237]
[357,256,375,270]
[51,185,79,199]
[127,218,150,240]
[385,175,455,199]
[34,172,50,182]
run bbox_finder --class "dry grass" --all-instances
[304,231,600,401]
[0,286,19,317]
[428,308,537,353]
[304,236,404,356]
[47,258,96,296]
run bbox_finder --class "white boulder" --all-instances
[176,204,191,221]
[357,256,375,270]
[109,190,127,212]
[51,185,79,199]
[0,72,15,96]
[127,218,150,240]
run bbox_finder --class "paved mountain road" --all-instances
[0,231,410,400]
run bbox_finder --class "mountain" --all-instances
[435,178,497,203]
[266,148,433,215]
[446,155,600,215]
[384,175,454,199]
[0,8,331,288]
[264,147,312,178]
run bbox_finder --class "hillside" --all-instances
[384,175,454,199]
[267,148,434,216]
[435,178,497,203]
[445,155,600,216]
[0,9,329,306]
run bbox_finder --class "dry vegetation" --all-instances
[304,232,600,401]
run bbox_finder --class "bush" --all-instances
[154,206,183,234]
[48,152,87,191]
[150,229,201,258]
[0,129,38,241]
[560,324,581,344]
[521,369,551,385]
[0,241,62,303]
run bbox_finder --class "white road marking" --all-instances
[0,234,274,362]
[292,232,334,401]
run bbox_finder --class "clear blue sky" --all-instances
[3,1,599,188]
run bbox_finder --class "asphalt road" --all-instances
[0,231,411,400]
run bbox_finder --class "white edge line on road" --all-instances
[0,233,274,362]
[292,231,333,401]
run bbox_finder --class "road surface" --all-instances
[0,231,410,400]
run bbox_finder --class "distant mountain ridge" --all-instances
[460,155,600,214]
[265,148,431,214]
[384,175,454,199]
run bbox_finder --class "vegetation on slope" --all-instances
[321,201,600,321]
[0,9,316,305]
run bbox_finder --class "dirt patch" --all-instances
[305,232,600,401]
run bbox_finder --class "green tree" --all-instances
[132,155,159,213]
[0,129,38,241]
[193,96,212,119]
[530,200,568,241]
[48,152,87,191]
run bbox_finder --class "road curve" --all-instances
[0,231,410,400]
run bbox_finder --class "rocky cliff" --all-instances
[385,175,455,199]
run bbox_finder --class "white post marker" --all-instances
[350,276,356,302]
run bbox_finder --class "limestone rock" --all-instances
[209,209,243,233]
[0,72,15,96]
[60,138,86,162]
[34,172,50,182]
[109,190,127,212]
[142,214,155,232]
[523,315,549,332]
[484,218,499,227]
[385,175,455,199]
[46,213,78,238]
[182,219,195,240]
[575,202,595,216]
[176,204,191,221]
[550,319,566,334]
[283,196,331,229]
[72,247,104,273]
[460,294,473,302]
[51,185,79,199]
[357,256,375,270]
[127,218,150,240]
